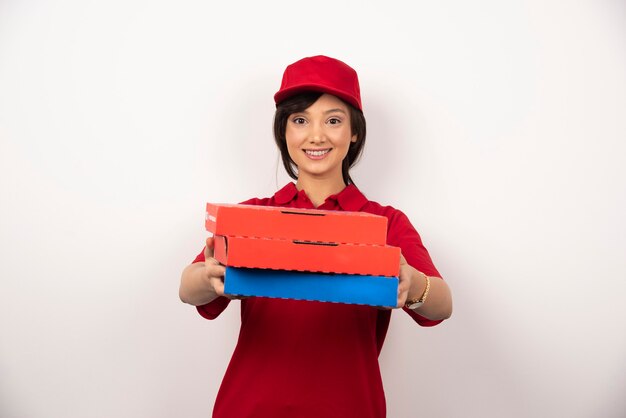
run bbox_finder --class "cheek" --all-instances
[285,126,300,147]
[334,129,354,149]
[286,127,310,155]
[285,135,298,154]
[284,135,300,162]
[286,145,300,162]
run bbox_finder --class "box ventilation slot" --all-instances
[281,210,326,217]
[293,240,338,247]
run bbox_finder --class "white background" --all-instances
[1,1,625,417]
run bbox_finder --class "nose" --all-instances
[308,123,326,144]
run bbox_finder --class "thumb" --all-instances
[399,252,407,265]
[204,236,215,260]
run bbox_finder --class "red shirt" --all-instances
[193,183,444,418]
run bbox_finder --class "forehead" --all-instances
[305,93,350,113]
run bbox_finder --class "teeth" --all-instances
[306,149,330,156]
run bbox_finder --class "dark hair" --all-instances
[273,92,367,185]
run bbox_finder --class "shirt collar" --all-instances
[273,182,299,205]
[273,182,369,211]
[333,183,369,211]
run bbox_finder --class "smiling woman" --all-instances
[179,55,453,418]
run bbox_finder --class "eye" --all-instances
[292,117,307,125]
[327,117,342,125]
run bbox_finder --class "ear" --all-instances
[351,134,357,143]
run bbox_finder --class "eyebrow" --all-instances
[324,108,347,115]
[298,108,347,115]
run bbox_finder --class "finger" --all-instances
[397,276,411,292]
[209,275,225,296]
[397,266,410,288]
[397,283,409,308]
[204,237,215,259]
[396,270,410,308]
[206,263,225,278]
[397,292,408,309]
[210,277,243,300]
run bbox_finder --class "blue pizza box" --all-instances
[224,266,398,308]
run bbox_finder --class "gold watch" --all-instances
[405,273,431,310]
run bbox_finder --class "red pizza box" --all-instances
[213,235,400,277]
[205,203,387,246]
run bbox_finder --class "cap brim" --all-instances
[274,84,361,110]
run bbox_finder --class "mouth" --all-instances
[303,148,331,160]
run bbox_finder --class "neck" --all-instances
[296,174,347,208]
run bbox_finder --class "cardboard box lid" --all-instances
[224,266,398,308]
[205,203,387,245]
[214,235,400,277]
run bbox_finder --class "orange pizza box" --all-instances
[205,203,388,246]
[213,235,400,277]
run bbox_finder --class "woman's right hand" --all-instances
[179,237,233,305]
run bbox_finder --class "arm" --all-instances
[179,237,231,306]
[386,208,452,322]
[397,254,452,320]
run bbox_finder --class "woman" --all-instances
[180,55,453,418]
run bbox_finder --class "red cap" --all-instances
[274,55,362,110]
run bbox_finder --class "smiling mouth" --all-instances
[304,149,331,158]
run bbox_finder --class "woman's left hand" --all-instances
[393,253,454,320]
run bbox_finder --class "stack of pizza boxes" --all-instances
[205,203,401,308]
